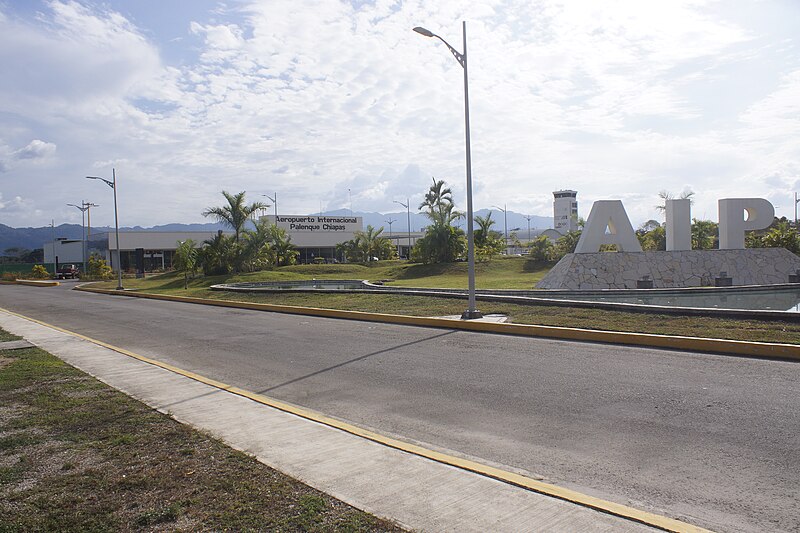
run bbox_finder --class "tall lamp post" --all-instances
[414,22,481,319]
[263,193,278,220]
[394,199,412,260]
[385,217,396,256]
[493,204,508,255]
[67,201,90,274]
[86,169,123,290]
[524,214,533,243]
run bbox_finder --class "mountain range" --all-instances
[0,209,552,253]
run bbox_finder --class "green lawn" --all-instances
[0,332,403,531]
[85,258,800,345]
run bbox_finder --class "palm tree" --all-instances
[473,213,496,247]
[419,178,461,222]
[691,219,718,250]
[354,225,385,261]
[198,231,236,275]
[173,239,198,288]
[267,224,299,266]
[655,190,695,215]
[202,191,267,243]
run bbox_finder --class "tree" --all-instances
[691,219,718,250]
[527,235,554,262]
[637,220,666,251]
[551,230,582,261]
[202,191,267,243]
[413,178,466,264]
[473,213,504,261]
[655,189,694,215]
[174,239,198,289]
[761,221,800,254]
[198,231,237,275]
[337,225,394,263]
[266,224,299,266]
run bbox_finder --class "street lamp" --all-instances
[524,214,533,243]
[394,199,412,259]
[86,169,123,290]
[67,201,91,274]
[263,193,278,220]
[493,204,508,255]
[385,217,396,256]
[414,22,481,319]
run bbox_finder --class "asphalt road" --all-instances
[2,282,799,532]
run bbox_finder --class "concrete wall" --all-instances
[107,231,224,251]
[537,248,800,289]
[43,240,83,264]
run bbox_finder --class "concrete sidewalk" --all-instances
[0,310,663,532]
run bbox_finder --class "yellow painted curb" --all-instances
[0,306,711,533]
[15,279,60,287]
[75,285,800,361]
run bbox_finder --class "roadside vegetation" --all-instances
[0,333,403,532]
[87,257,800,345]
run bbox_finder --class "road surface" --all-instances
[2,282,798,532]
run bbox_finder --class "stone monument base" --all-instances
[536,248,800,290]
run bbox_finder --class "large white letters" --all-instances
[575,200,643,253]
[574,197,775,253]
[665,199,692,251]
[718,198,774,250]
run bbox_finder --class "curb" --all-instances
[74,285,800,361]
[0,306,712,533]
[15,279,60,287]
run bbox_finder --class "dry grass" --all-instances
[0,341,404,532]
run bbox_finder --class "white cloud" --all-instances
[13,139,56,160]
[0,0,797,228]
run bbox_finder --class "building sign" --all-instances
[260,215,363,248]
[273,215,362,233]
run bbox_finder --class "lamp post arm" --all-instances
[432,34,465,67]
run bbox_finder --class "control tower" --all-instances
[553,190,578,234]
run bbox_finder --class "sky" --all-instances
[0,0,798,230]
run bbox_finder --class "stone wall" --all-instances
[536,248,800,290]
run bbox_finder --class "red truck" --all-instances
[56,264,80,279]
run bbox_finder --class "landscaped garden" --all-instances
[86,256,800,345]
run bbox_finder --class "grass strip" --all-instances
[93,270,800,345]
[0,336,404,532]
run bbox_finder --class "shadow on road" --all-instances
[159,330,457,409]
[259,330,457,394]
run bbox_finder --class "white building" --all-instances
[553,190,578,235]
[43,238,84,266]
[105,231,224,272]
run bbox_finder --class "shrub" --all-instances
[30,265,50,279]
[87,255,114,280]
[1,272,18,282]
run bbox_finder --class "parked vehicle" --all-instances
[56,264,79,279]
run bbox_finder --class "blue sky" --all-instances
[0,0,798,229]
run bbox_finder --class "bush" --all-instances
[30,265,51,279]
[1,272,18,282]
[87,255,114,280]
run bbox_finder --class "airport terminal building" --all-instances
[92,215,421,272]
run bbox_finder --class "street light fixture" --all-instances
[385,217,396,256]
[394,199,412,260]
[86,169,123,290]
[414,21,481,319]
[493,204,508,255]
[263,193,278,220]
[524,214,533,243]
[67,201,91,274]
